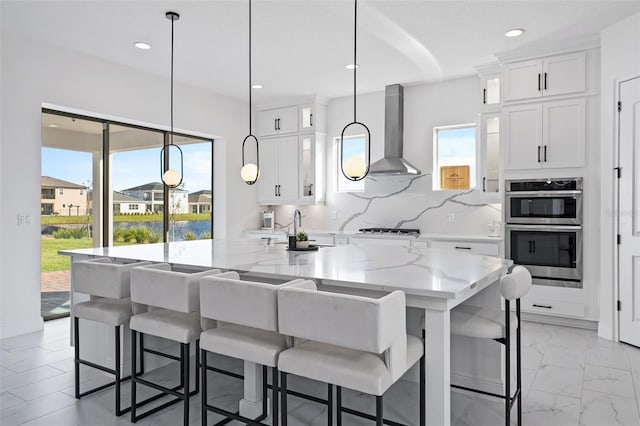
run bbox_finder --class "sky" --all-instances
[42,143,212,193]
[437,126,476,187]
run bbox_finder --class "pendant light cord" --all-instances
[249,0,252,134]
[353,0,357,123]
[170,14,175,146]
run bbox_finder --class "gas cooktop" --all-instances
[358,228,421,235]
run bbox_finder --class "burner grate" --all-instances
[358,228,420,235]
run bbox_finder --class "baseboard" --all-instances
[0,315,44,339]
[522,313,598,330]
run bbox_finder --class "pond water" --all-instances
[115,220,212,241]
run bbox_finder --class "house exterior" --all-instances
[188,190,212,214]
[40,176,88,216]
[112,191,146,214]
[121,182,189,214]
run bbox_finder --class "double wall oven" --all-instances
[505,178,583,288]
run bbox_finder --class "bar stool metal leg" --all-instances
[131,330,138,422]
[182,343,190,426]
[280,372,288,426]
[505,299,511,426]
[327,384,333,426]
[516,299,522,426]
[74,316,80,399]
[376,396,383,426]
[336,386,342,426]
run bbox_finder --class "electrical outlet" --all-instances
[331,210,338,220]
[448,213,455,222]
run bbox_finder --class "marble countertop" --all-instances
[61,239,509,300]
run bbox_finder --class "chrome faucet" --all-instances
[293,209,302,237]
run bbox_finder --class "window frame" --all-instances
[432,122,477,191]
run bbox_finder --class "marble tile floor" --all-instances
[1,318,639,426]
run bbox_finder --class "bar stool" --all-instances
[129,263,222,425]
[450,265,532,426]
[199,272,310,426]
[71,257,151,416]
[277,281,425,426]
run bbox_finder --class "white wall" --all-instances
[270,77,501,235]
[0,31,259,338]
[598,13,640,339]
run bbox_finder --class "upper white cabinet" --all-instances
[478,113,500,194]
[256,98,327,205]
[503,98,585,170]
[502,51,586,102]
[480,73,501,111]
[257,136,299,204]
[259,106,298,137]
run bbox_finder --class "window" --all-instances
[59,188,64,195]
[336,135,366,192]
[433,124,476,191]
[129,204,139,211]
[79,189,84,196]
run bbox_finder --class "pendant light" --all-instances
[241,0,260,185]
[340,0,370,181]
[160,11,184,188]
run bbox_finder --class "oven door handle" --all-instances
[506,224,582,231]
[505,190,582,196]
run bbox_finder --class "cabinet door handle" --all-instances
[528,240,533,253]
[310,113,313,127]
[537,146,541,162]
[274,185,278,197]
[278,184,281,196]
[455,246,472,250]
[544,72,548,90]
[538,73,541,91]
[533,304,552,309]
[544,145,547,162]
[483,177,486,192]
[274,119,277,131]
[309,183,313,196]
[278,118,281,130]
[483,88,487,104]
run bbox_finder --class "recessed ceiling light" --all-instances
[134,41,152,50]
[47,124,57,128]
[252,84,263,89]
[505,29,525,38]
[345,64,360,70]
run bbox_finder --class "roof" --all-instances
[189,190,212,203]
[41,176,86,189]
[113,191,144,203]
[121,182,186,192]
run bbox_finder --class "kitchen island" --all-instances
[61,238,511,426]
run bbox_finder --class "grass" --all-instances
[41,238,93,272]
[41,213,211,225]
[41,238,137,272]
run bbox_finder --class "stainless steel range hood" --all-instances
[368,84,420,175]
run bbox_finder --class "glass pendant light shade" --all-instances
[339,0,370,182]
[344,156,367,180]
[241,134,259,185]
[160,142,183,188]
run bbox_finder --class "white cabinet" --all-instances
[299,103,326,133]
[480,72,501,112]
[502,52,586,102]
[257,136,299,204]
[503,98,585,170]
[479,113,500,194]
[348,237,412,247]
[259,106,298,137]
[298,133,326,204]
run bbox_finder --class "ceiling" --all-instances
[4,1,640,102]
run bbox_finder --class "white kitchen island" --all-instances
[61,238,511,426]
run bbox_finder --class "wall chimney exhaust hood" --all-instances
[368,84,420,175]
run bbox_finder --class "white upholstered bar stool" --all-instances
[128,263,222,425]
[199,272,310,426]
[277,281,425,426]
[450,265,532,426]
[71,257,151,416]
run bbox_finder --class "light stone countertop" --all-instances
[61,238,509,300]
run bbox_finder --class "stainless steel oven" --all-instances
[505,224,582,287]
[505,178,582,225]
[505,178,583,288]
